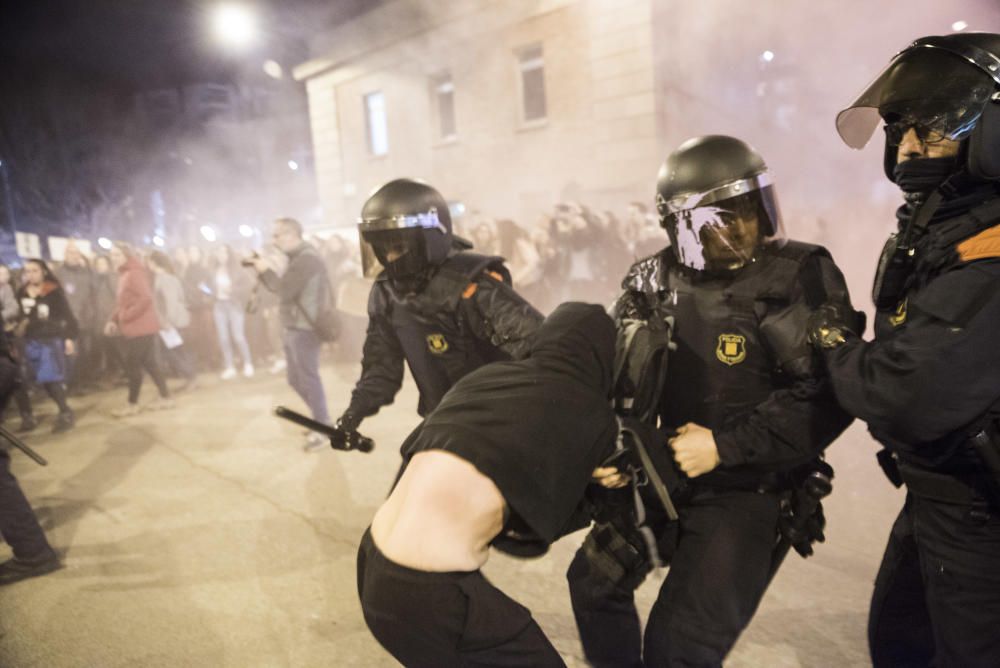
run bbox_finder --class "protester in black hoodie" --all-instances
[357,302,620,667]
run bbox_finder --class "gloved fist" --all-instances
[336,410,362,434]
[806,303,863,350]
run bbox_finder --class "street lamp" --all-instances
[211,4,257,50]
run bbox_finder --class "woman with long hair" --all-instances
[106,243,172,416]
[210,245,254,380]
[16,259,76,432]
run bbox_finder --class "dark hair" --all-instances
[24,258,62,287]
[148,250,176,275]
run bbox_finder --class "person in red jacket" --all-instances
[105,243,172,417]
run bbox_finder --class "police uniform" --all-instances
[569,242,853,667]
[567,135,855,667]
[347,251,542,420]
[340,178,544,431]
[816,32,1000,668]
[0,324,60,584]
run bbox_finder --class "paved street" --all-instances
[0,358,900,667]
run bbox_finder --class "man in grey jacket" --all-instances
[251,218,332,449]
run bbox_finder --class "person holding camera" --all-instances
[250,218,335,450]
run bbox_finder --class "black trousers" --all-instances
[357,529,564,667]
[568,488,779,668]
[120,335,169,404]
[0,448,54,561]
[869,493,1000,668]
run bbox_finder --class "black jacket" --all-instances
[17,282,79,341]
[616,241,853,483]
[349,252,544,418]
[824,195,1000,474]
[398,302,619,554]
[259,242,330,330]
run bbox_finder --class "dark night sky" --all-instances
[0,0,378,91]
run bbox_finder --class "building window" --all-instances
[517,45,547,123]
[433,74,457,140]
[364,91,389,156]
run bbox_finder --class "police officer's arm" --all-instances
[822,261,1000,445]
[463,270,544,359]
[345,285,405,422]
[714,256,854,469]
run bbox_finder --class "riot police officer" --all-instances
[568,135,856,667]
[336,178,543,435]
[812,32,1000,667]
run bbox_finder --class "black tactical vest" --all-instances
[377,252,511,416]
[628,242,828,433]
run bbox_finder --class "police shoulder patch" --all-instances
[426,333,449,354]
[716,334,747,366]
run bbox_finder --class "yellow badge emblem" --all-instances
[716,334,747,366]
[889,299,907,327]
[426,333,449,354]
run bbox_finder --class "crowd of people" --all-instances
[0,196,656,435]
[0,234,361,432]
[4,29,999,668]
[457,200,663,314]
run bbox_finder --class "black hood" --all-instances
[399,301,619,553]
[529,302,616,398]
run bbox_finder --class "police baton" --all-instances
[0,424,48,466]
[274,406,375,453]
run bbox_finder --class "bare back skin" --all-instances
[370,450,507,572]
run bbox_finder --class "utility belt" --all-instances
[879,449,998,513]
[692,470,788,495]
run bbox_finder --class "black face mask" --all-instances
[893,156,957,196]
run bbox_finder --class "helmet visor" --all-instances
[358,228,426,279]
[661,186,784,273]
[836,39,1000,149]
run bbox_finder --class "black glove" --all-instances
[336,410,362,434]
[806,302,864,350]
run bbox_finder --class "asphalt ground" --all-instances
[0,359,900,667]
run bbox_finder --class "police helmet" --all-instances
[836,33,1000,181]
[358,178,454,279]
[656,135,784,273]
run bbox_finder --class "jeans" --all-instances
[213,299,252,370]
[283,328,330,424]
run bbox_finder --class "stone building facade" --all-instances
[295,0,661,230]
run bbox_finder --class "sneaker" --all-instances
[52,411,75,434]
[17,416,38,433]
[242,363,255,378]
[220,367,237,381]
[146,397,175,411]
[0,552,61,586]
[303,431,327,451]
[269,358,287,375]
[111,404,142,418]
